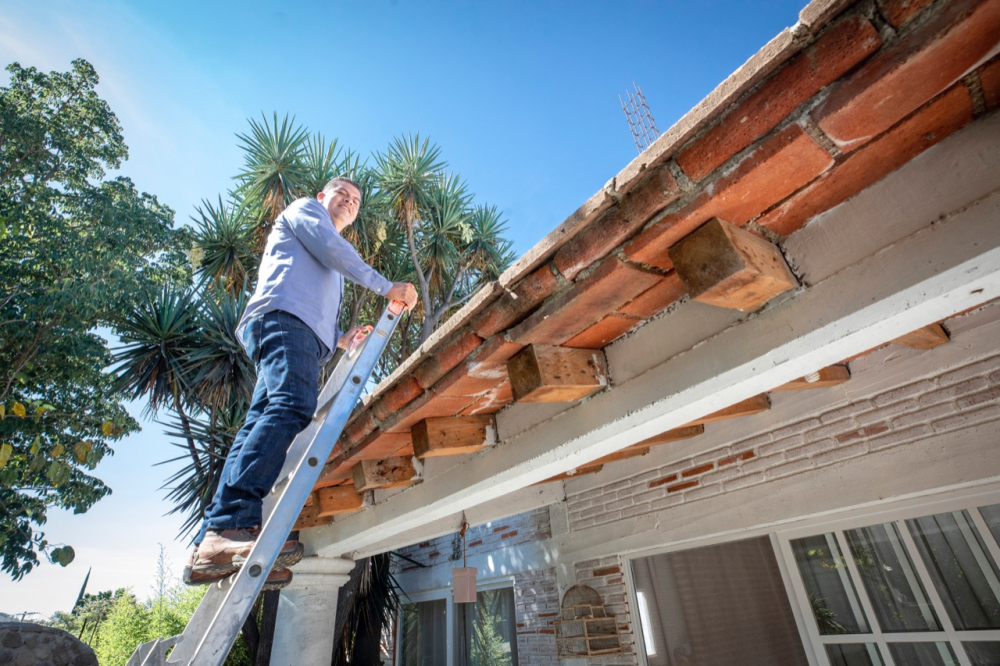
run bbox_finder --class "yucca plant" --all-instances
[235,112,310,250]
[190,197,257,295]
[111,286,204,478]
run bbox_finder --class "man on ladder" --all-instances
[184,176,417,588]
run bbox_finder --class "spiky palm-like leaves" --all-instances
[235,113,309,248]
[158,405,247,537]
[111,286,200,415]
[111,286,205,479]
[191,197,256,294]
[111,284,256,528]
[185,289,256,417]
[375,134,444,230]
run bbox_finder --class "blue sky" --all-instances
[1,0,806,617]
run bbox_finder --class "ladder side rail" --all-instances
[166,303,402,666]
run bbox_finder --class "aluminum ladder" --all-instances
[127,301,405,666]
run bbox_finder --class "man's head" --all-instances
[317,177,362,232]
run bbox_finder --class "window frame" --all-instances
[777,496,1000,666]
[624,481,1000,666]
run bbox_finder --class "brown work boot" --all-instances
[195,529,256,573]
[194,528,304,574]
[247,527,305,569]
[183,549,293,590]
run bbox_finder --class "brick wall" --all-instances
[395,507,551,571]
[565,351,1000,531]
[513,568,559,665]
[573,556,638,665]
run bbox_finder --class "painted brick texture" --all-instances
[573,556,639,666]
[514,568,560,665]
[396,508,551,571]
[565,351,1000,531]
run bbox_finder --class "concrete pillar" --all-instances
[270,556,355,666]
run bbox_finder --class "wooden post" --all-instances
[669,218,797,311]
[352,457,418,492]
[315,486,365,517]
[507,345,609,403]
[412,415,495,460]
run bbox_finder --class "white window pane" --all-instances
[907,510,1000,630]
[402,599,447,666]
[963,641,1000,666]
[844,523,941,632]
[978,503,1000,547]
[825,643,885,666]
[887,642,959,665]
[791,534,870,634]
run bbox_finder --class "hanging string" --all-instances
[460,516,469,568]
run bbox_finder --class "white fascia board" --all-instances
[346,482,564,560]
[308,116,1000,560]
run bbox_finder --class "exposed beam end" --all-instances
[535,464,605,485]
[669,217,798,312]
[294,502,335,531]
[892,322,950,349]
[412,416,495,460]
[635,424,705,447]
[314,486,365,518]
[352,457,419,492]
[773,364,851,390]
[685,394,771,426]
[508,345,609,403]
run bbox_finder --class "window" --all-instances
[630,536,808,665]
[629,493,1000,665]
[781,501,1000,665]
[456,587,519,666]
[397,583,520,666]
[400,598,447,666]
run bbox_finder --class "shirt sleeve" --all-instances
[285,199,393,297]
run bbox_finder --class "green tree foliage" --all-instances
[471,608,512,666]
[46,587,127,645]
[92,593,150,666]
[375,134,513,347]
[91,586,252,666]
[0,59,187,579]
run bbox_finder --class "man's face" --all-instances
[318,183,362,232]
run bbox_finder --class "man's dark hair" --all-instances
[322,176,362,201]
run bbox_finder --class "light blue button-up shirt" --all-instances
[236,197,393,355]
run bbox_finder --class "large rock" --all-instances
[0,622,98,666]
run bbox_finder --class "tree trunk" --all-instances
[255,591,280,666]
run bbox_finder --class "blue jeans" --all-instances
[196,310,328,543]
